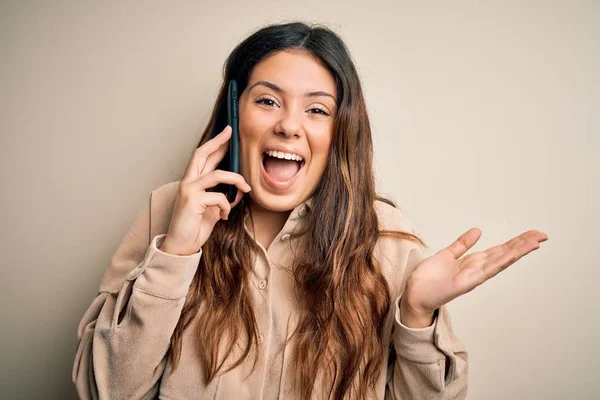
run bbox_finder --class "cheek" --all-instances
[239,136,259,181]
[306,130,333,183]
[239,105,276,145]
[239,110,262,153]
[309,128,334,161]
[238,109,265,180]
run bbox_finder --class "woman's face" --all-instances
[238,50,338,212]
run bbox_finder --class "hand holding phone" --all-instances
[160,123,250,256]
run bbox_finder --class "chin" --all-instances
[248,189,302,213]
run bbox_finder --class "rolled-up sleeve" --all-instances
[72,185,201,400]
[388,298,468,398]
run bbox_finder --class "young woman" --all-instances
[73,22,548,399]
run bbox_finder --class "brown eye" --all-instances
[255,96,278,108]
[308,107,330,116]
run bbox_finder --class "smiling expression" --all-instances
[237,50,338,212]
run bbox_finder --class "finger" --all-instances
[230,186,247,209]
[441,228,482,259]
[480,239,540,280]
[484,230,548,258]
[182,126,232,184]
[200,140,232,177]
[483,237,525,259]
[194,170,251,193]
[198,191,232,220]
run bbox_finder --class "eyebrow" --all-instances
[247,80,337,102]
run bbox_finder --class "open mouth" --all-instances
[261,150,306,189]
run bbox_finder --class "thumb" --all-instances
[442,227,482,259]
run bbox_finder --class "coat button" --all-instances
[258,280,267,290]
[281,233,291,241]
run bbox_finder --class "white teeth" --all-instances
[265,150,304,162]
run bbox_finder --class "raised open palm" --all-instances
[402,228,549,316]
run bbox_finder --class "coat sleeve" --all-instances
[72,186,201,400]
[386,243,469,400]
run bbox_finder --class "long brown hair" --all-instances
[169,22,425,399]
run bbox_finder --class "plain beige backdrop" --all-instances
[1,1,598,399]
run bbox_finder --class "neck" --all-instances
[248,199,292,250]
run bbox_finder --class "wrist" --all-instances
[158,242,178,255]
[400,297,436,328]
[158,237,193,256]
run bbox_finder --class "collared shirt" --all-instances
[73,181,468,399]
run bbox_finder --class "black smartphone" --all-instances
[209,80,240,202]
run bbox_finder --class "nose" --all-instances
[274,108,303,139]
